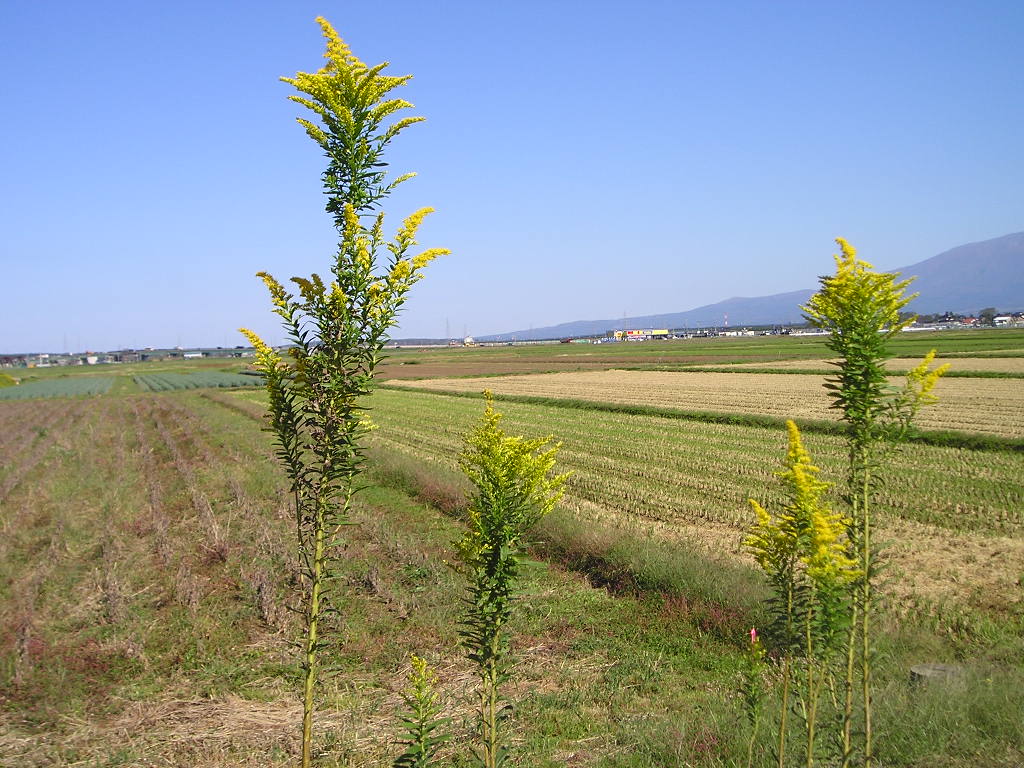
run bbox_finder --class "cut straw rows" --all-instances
[365,388,1024,613]
[390,370,1024,438]
[719,356,1024,374]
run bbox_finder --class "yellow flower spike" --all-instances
[329,281,346,307]
[384,119,426,142]
[343,203,361,237]
[238,328,282,374]
[290,276,325,304]
[749,498,771,526]
[784,419,810,466]
[239,327,270,355]
[389,259,412,282]
[370,98,415,122]
[905,348,950,406]
[412,247,449,270]
[914,349,937,372]
[747,420,859,587]
[836,237,872,269]
[366,280,386,308]
[355,238,372,271]
[295,118,329,147]
[396,206,435,246]
[311,16,367,78]
[803,237,919,334]
[923,363,950,393]
[256,271,289,310]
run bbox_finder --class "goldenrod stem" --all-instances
[840,602,858,768]
[482,631,501,768]
[300,501,327,768]
[861,471,873,768]
[779,655,791,768]
[805,610,816,768]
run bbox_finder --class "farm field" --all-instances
[3,328,1024,766]
[0,391,808,767]
[135,371,262,392]
[4,328,1023,388]
[373,328,1024,378]
[389,369,1024,439]
[3,387,1023,766]
[0,361,262,399]
[346,388,1022,616]
[711,356,1024,374]
[0,376,114,400]
[8,356,254,381]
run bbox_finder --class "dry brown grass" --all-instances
[391,369,1024,438]
[1,692,372,767]
[559,479,1024,615]
[1,661,474,768]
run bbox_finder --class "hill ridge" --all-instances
[479,232,1023,341]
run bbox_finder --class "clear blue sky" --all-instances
[2,1,1021,352]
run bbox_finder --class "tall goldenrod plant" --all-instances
[802,239,948,767]
[241,18,447,768]
[747,420,859,768]
[455,392,568,768]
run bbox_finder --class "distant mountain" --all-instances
[893,231,1024,315]
[479,232,1023,341]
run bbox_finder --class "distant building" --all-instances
[611,329,670,341]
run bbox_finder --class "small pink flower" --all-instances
[750,627,758,644]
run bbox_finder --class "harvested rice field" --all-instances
[713,357,1024,374]
[389,369,1024,438]
[223,387,1024,618]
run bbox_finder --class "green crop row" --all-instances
[134,371,262,392]
[0,376,115,400]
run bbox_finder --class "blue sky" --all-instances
[2,1,1021,351]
